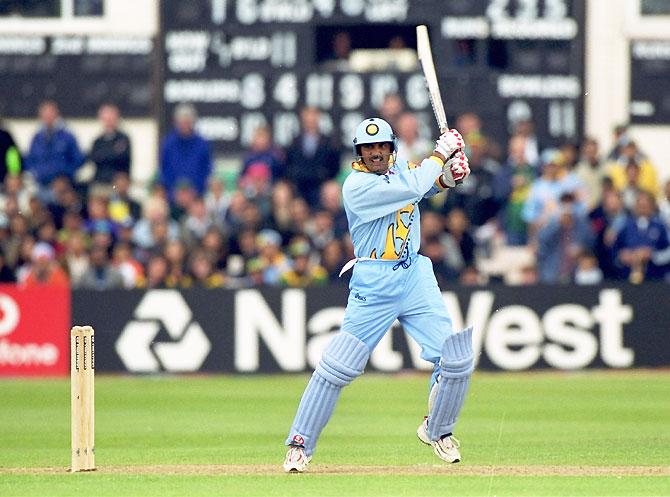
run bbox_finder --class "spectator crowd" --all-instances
[0,97,668,290]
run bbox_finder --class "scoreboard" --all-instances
[629,39,670,124]
[0,34,154,117]
[161,0,585,154]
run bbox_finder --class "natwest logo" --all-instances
[115,290,211,373]
[448,289,634,370]
[0,286,70,376]
[233,288,635,372]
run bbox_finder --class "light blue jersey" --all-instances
[343,155,446,262]
[339,154,453,360]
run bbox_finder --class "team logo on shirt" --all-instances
[366,123,379,136]
[380,203,415,260]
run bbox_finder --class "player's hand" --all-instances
[434,129,464,159]
[441,150,470,187]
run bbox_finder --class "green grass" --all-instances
[1,371,669,496]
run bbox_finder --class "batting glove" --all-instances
[434,129,464,159]
[441,150,470,187]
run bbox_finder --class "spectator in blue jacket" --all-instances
[159,103,212,201]
[613,191,670,282]
[25,100,85,188]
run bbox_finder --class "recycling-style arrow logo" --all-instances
[115,290,211,372]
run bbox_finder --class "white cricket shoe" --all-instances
[417,416,461,463]
[283,445,312,473]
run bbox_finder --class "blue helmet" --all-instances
[352,118,397,157]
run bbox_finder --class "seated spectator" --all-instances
[188,250,225,288]
[495,134,536,245]
[204,176,232,226]
[395,112,432,164]
[24,100,84,193]
[201,226,229,271]
[77,246,124,290]
[589,187,627,279]
[513,119,540,167]
[15,235,36,282]
[256,229,290,285]
[606,124,631,161]
[522,149,584,241]
[619,161,644,212]
[455,112,483,139]
[613,191,670,282]
[88,103,131,185]
[132,195,180,252]
[267,181,296,242]
[237,201,263,234]
[164,239,191,288]
[321,31,352,72]
[159,103,212,201]
[422,235,455,287]
[3,213,29,268]
[108,172,141,225]
[279,237,328,288]
[282,106,340,206]
[138,254,169,289]
[223,191,250,235]
[306,210,335,251]
[170,179,198,221]
[111,242,143,289]
[230,228,259,265]
[83,192,115,236]
[318,180,348,237]
[378,93,404,130]
[288,197,311,238]
[1,174,33,219]
[0,118,22,184]
[27,195,54,232]
[44,176,82,228]
[607,141,658,198]
[459,266,483,286]
[574,251,603,285]
[240,125,284,182]
[244,257,266,287]
[442,208,476,276]
[536,193,594,284]
[441,132,500,227]
[181,196,214,245]
[659,179,670,228]
[238,161,273,218]
[320,239,347,282]
[574,137,605,211]
[0,248,16,282]
[19,241,69,287]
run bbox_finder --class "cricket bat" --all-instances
[416,25,448,134]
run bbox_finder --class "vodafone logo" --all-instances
[0,293,59,367]
[0,295,20,337]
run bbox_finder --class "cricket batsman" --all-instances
[283,117,474,472]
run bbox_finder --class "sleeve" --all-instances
[651,222,670,266]
[344,157,443,223]
[24,135,39,173]
[119,134,132,172]
[537,215,561,248]
[68,133,85,172]
[423,174,450,198]
[158,138,174,190]
[521,185,541,224]
[6,146,21,176]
